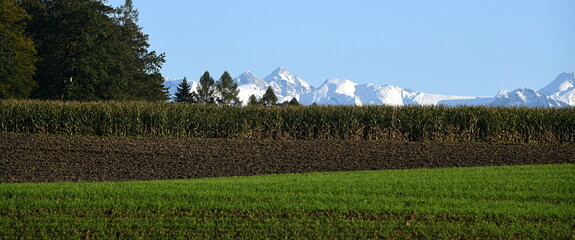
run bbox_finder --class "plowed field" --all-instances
[1,134,573,182]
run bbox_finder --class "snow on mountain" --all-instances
[402,90,490,106]
[299,78,490,106]
[163,70,573,107]
[263,67,313,102]
[234,71,268,103]
[489,88,568,107]
[539,72,575,105]
[354,84,404,105]
[299,78,360,105]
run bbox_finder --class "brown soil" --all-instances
[1,134,573,183]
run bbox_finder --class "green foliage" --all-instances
[115,0,167,101]
[196,71,216,104]
[216,71,240,106]
[173,77,195,103]
[0,0,37,99]
[1,100,575,143]
[0,164,573,238]
[261,86,277,106]
[248,94,259,106]
[289,97,300,106]
[19,0,166,101]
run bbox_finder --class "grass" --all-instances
[1,164,574,239]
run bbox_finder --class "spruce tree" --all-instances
[173,77,194,103]
[0,0,37,99]
[196,71,216,104]
[216,71,240,106]
[288,97,300,106]
[247,94,259,106]
[261,86,278,106]
[116,0,167,101]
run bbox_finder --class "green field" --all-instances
[1,164,574,239]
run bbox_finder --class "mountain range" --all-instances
[164,67,575,107]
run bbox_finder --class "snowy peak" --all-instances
[234,71,267,87]
[323,78,358,96]
[298,78,491,106]
[299,78,360,105]
[263,66,313,102]
[264,66,310,87]
[272,66,289,75]
[539,72,575,105]
[233,71,269,104]
[489,88,568,107]
[354,84,405,106]
[539,72,575,95]
[163,70,573,107]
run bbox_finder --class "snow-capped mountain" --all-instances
[234,71,268,102]
[299,78,359,105]
[164,69,574,107]
[165,67,312,104]
[489,88,568,107]
[539,72,575,105]
[299,78,491,106]
[263,67,313,102]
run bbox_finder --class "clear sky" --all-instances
[106,0,574,96]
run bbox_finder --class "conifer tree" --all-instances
[216,71,240,106]
[116,0,167,101]
[173,77,194,103]
[196,71,216,104]
[261,86,278,106]
[0,0,37,99]
[288,97,300,106]
[247,94,259,106]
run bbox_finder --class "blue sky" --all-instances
[107,0,574,96]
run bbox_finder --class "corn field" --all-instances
[1,100,574,143]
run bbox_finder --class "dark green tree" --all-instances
[116,0,167,101]
[288,97,300,106]
[216,71,240,106]
[0,0,37,99]
[247,94,259,106]
[21,0,115,100]
[196,71,216,104]
[20,0,167,101]
[173,77,195,103]
[261,86,278,106]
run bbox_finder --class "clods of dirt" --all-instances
[1,134,573,183]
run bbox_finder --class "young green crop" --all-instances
[0,164,573,239]
[1,100,574,143]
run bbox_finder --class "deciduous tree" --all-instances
[0,0,37,99]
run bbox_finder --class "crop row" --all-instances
[1,100,574,143]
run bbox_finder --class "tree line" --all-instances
[174,71,299,106]
[2,0,301,106]
[174,71,241,106]
[1,0,167,101]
